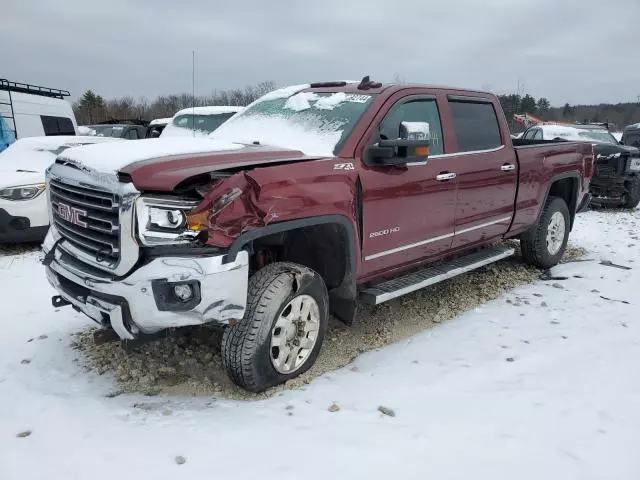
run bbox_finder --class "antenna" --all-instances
[192,50,195,138]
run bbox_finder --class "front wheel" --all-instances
[623,176,640,209]
[221,262,329,392]
[521,196,570,269]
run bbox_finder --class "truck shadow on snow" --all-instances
[69,244,585,401]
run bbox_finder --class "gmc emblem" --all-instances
[57,202,88,228]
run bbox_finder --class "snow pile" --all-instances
[259,84,310,101]
[149,117,172,126]
[76,126,96,136]
[314,92,347,110]
[211,113,344,157]
[57,138,244,174]
[284,92,318,112]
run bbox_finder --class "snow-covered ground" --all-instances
[1,208,639,480]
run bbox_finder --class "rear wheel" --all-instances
[521,196,570,269]
[221,262,328,392]
[623,176,640,209]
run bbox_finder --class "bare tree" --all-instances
[72,81,277,125]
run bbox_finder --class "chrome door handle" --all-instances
[501,164,516,171]
[436,172,457,181]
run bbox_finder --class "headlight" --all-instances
[0,184,46,201]
[628,157,640,172]
[135,197,199,246]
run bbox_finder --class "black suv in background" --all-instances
[521,123,640,208]
[622,123,640,148]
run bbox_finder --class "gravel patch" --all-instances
[70,245,584,400]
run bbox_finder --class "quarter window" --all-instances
[448,100,502,152]
[378,99,444,155]
[41,116,75,136]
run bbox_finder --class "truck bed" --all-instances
[509,139,593,234]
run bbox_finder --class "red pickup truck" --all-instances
[43,78,593,391]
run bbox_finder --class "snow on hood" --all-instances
[0,136,122,188]
[57,138,244,174]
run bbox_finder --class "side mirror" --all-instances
[150,130,160,138]
[365,121,431,166]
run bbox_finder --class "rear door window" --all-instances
[41,116,75,136]
[378,99,444,155]
[448,100,502,152]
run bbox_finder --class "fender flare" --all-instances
[539,171,582,228]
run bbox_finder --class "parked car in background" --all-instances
[84,120,149,140]
[43,79,593,392]
[160,106,244,137]
[0,79,78,143]
[521,123,640,208]
[0,135,122,243]
[622,123,640,148]
[146,117,172,138]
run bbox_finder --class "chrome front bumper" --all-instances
[43,229,249,340]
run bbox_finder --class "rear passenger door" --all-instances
[444,97,518,249]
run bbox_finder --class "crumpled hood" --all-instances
[57,137,319,191]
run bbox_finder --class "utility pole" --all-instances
[192,50,196,138]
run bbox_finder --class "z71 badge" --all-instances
[334,163,355,171]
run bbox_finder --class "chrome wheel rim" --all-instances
[546,211,566,255]
[270,295,320,374]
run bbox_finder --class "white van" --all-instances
[160,106,244,138]
[0,79,78,151]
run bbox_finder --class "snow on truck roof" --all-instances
[149,117,172,126]
[172,106,244,117]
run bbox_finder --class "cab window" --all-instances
[448,100,502,152]
[378,99,444,155]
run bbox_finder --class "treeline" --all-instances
[73,81,276,125]
[74,82,640,132]
[497,93,640,131]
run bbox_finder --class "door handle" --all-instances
[436,172,457,181]
[501,164,516,172]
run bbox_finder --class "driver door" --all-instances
[359,96,458,278]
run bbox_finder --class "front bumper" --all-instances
[0,208,48,243]
[43,229,249,340]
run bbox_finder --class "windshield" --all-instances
[172,114,234,133]
[90,125,126,138]
[577,129,618,144]
[210,92,376,156]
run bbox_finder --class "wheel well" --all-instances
[251,223,349,290]
[230,218,359,325]
[548,177,578,228]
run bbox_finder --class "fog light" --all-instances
[173,284,194,302]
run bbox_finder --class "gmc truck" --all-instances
[42,78,594,392]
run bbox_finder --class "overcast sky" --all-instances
[3,0,639,106]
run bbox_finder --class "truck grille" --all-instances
[49,179,121,261]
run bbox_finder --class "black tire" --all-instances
[521,196,570,269]
[623,176,640,209]
[221,262,329,392]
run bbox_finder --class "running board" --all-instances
[360,246,515,305]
